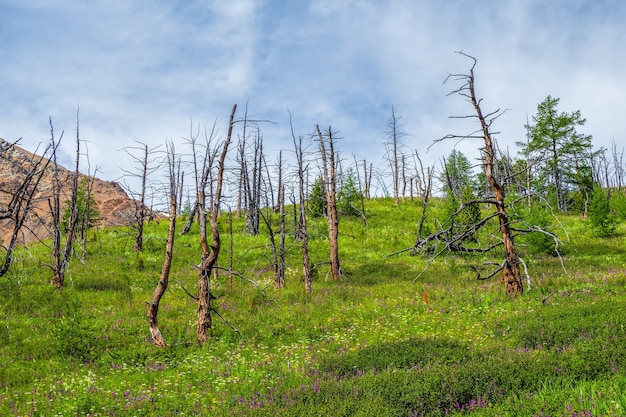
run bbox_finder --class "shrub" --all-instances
[50,300,101,362]
[519,204,558,255]
[588,185,617,237]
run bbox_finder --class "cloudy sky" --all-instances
[1,0,624,194]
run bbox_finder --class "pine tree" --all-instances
[588,185,616,237]
[308,177,327,218]
[337,169,361,217]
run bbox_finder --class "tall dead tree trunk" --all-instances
[276,151,286,288]
[261,150,286,289]
[182,122,202,235]
[385,107,406,205]
[293,131,311,294]
[278,180,286,287]
[448,53,523,296]
[135,144,148,250]
[316,125,341,280]
[120,142,160,252]
[147,142,180,348]
[413,152,432,246]
[50,113,80,289]
[196,104,237,345]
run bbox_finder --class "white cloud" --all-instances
[0,0,624,194]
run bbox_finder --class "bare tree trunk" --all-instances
[148,142,179,348]
[135,144,148,250]
[294,135,311,294]
[401,153,407,203]
[316,125,341,280]
[228,208,234,287]
[276,151,286,288]
[50,113,80,289]
[353,155,368,227]
[363,160,369,199]
[278,182,286,287]
[611,139,624,193]
[49,123,63,288]
[459,54,523,296]
[196,104,237,345]
[63,113,81,264]
[120,141,160,251]
[386,107,401,205]
[413,152,432,246]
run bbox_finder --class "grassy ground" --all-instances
[1,198,625,416]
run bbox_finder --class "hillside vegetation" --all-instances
[1,198,625,416]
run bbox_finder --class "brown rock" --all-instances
[0,138,143,245]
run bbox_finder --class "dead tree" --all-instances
[0,139,53,277]
[413,151,433,246]
[352,155,368,227]
[362,160,373,199]
[610,139,624,193]
[408,53,529,297]
[384,107,406,205]
[49,113,80,289]
[316,125,341,280]
[181,121,204,235]
[276,152,287,287]
[260,151,286,289]
[441,52,524,296]
[196,104,237,345]
[401,153,407,203]
[120,141,161,251]
[291,119,312,293]
[147,141,180,348]
[236,129,263,235]
[278,176,286,288]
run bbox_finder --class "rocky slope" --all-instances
[0,137,140,245]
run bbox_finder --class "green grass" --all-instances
[1,198,625,416]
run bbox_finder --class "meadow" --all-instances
[1,198,625,416]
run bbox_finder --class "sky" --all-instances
[1,0,625,197]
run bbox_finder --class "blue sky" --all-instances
[1,0,625,196]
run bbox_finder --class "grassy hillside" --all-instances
[1,198,625,416]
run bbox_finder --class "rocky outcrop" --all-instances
[0,138,141,245]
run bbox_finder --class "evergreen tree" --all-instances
[337,169,361,217]
[439,150,475,200]
[308,177,327,218]
[518,96,593,212]
[519,204,556,255]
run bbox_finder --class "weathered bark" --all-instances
[410,54,525,296]
[413,152,432,246]
[264,150,285,289]
[401,154,407,203]
[278,182,286,288]
[120,141,159,251]
[148,143,179,348]
[386,107,401,205]
[462,54,523,296]
[196,104,237,345]
[135,144,148,250]
[291,123,311,294]
[50,130,63,288]
[316,125,341,280]
[50,114,80,289]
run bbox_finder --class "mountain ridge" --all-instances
[0,137,141,245]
